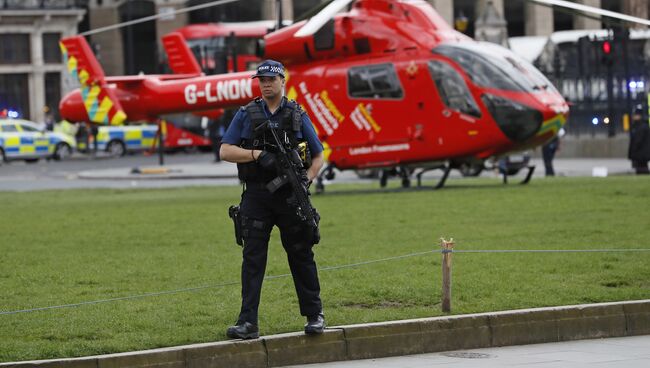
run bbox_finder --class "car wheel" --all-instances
[107,140,126,157]
[0,148,6,164]
[54,143,72,161]
[458,163,484,177]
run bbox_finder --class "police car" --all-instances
[93,125,158,157]
[0,119,76,163]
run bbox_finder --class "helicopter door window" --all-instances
[427,60,481,117]
[348,63,404,99]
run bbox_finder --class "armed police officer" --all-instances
[220,60,325,339]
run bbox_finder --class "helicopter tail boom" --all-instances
[59,36,127,125]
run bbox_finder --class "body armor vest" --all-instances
[238,97,303,183]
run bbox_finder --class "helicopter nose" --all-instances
[59,90,88,123]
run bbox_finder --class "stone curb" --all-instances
[2,300,648,368]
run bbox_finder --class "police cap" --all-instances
[252,60,285,79]
[633,104,644,115]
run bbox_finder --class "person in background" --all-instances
[628,104,650,174]
[542,128,565,177]
[43,106,55,131]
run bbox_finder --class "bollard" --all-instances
[441,238,454,313]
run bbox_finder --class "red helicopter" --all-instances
[60,0,571,190]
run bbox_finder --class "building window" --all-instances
[43,33,62,63]
[348,63,404,99]
[0,34,31,64]
[0,74,30,119]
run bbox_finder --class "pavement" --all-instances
[282,335,650,368]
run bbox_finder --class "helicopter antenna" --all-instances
[80,0,240,36]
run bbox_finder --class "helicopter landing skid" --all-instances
[415,164,452,189]
[501,165,536,185]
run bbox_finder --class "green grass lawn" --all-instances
[1,176,649,362]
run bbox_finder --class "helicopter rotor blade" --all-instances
[294,0,354,37]
[526,0,650,27]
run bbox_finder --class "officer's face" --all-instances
[258,76,284,100]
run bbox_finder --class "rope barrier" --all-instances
[2,248,648,316]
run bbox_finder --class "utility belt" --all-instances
[243,181,269,190]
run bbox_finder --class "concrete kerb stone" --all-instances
[340,318,428,360]
[416,314,491,352]
[623,300,650,336]
[556,302,627,341]
[2,300,649,368]
[264,330,346,367]
[341,314,492,360]
[184,339,266,368]
[97,347,185,368]
[488,308,559,347]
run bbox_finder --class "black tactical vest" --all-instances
[238,97,303,183]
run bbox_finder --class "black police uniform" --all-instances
[228,97,323,328]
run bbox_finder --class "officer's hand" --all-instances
[257,150,276,169]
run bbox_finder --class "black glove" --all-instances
[257,150,276,169]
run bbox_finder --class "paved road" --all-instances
[283,335,650,368]
[0,152,635,191]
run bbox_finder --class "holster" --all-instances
[228,205,243,246]
[311,208,321,245]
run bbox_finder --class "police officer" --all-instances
[220,60,325,339]
[628,104,650,174]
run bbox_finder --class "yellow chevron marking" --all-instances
[110,110,127,126]
[79,69,90,86]
[67,55,78,74]
[94,96,113,123]
[84,85,101,114]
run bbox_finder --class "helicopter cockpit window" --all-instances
[432,44,526,92]
[427,60,481,117]
[348,63,404,99]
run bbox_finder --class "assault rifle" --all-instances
[258,121,320,244]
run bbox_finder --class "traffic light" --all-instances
[601,39,613,66]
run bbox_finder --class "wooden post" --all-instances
[441,238,454,313]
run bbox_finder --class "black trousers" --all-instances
[542,144,557,176]
[237,183,322,325]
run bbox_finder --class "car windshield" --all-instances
[432,42,556,93]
